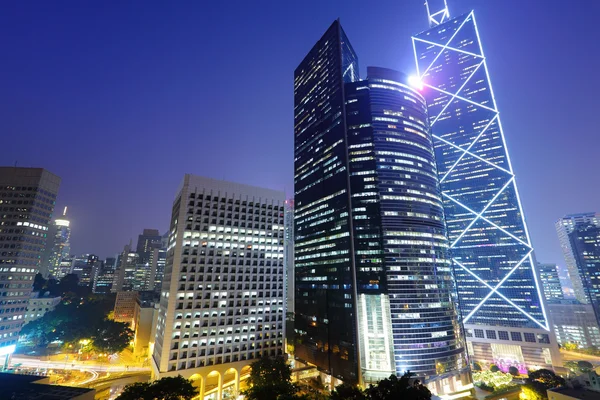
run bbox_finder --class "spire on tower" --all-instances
[425,0,450,27]
[63,206,68,216]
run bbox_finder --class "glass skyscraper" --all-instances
[294,21,470,396]
[412,5,557,370]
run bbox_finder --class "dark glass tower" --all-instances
[294,22,470,395]
[412,7,557,370]
[294,20,359,383]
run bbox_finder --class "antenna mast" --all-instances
[425,0,450,27]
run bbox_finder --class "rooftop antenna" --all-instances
[425,0,450,27]
[63,206,68,216]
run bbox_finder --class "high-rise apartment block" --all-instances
[538,263,564,302]
[151,175,285,399]
[556,213,600,323]
[0,167,60,364]
[293,21,469,396]
[412,5,557,370]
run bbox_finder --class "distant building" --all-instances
[132,291,160,359]
[71,254,99,287]
[42,206,71,278]
[151,174,285,399]
[556,213,600,324]
[55,257,74,280]
[549,301,600,349]
[113,291,138,324]
[283,199,293,318]
[24,291,61,324]
[1,373,95,400]
[151,248,166,294]
[112,245,139,292]
[93,258,116,294]
[0,167,61,365]
[136,229,162,264]
[538,263,564,302]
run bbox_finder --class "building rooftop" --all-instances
[0,372,95,399]
[549,386,600,399]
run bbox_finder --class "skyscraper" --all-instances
[42,206,71,278]
[412,3,557,369]
[537,263,564,302]
[151,175,285,399]
[556,213,600,323]
[294,22,470,395]
[136,229,162,264]
[0,167,61,365]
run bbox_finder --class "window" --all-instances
[498,331,509,340]
[511,332,522,342]
[524,333,536,343]
[537,334,550,344]
[474,329,484,338]
[486,330,496,340]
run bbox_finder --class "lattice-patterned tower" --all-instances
[412,6,560,371]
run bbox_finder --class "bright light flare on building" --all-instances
[408,75,423,90]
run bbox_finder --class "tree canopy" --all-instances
[117,376,197,400]
[243,356,302,400]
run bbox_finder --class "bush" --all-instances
[509,366,519,376]
[490,365,500,372]
[473,362,482,371]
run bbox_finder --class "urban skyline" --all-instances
[1,0,596,264]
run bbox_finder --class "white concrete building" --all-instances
[24,292,61,324]
[151,175,285,399]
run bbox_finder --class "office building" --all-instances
[151,247,166,294]
[24,291,62,324]
[71,254,99,287]
[538,263,564,302]
[132,291,160,359]
[548,301,600,349]
[556,213,600,322]
[114,291,138,324]
[151,175,285,399]
[283,199,294,319]
[93,258,115,294]
[42,206,71,278]
[112,244,139,292]
[54,257,74,280]
[0,167,60,366]
[412,4,558,370]
[137,228,162,264]
[294,22,469,395]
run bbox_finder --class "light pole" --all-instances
[78,339,90,361]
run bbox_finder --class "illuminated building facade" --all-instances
[0,167,61,366]
[556,213,600,324]
[152,175,285,399]
[549,301,600,349]
[294,22,470,395]
[412,2,558,370]
[537,263,564,302]
[43,206,71,278]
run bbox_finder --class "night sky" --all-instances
[1,1,598,265]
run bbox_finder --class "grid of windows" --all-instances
[153,176,285,374]
[412,12,547,330]
[0,168,60,350]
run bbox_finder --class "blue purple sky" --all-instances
[1,0,597,263]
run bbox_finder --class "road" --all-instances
[11,356,150,373]
[560,350,600,364]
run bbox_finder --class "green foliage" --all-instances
[331,384,367,400]
[509,366,519,376]
[243,356,302,400]
[521,382,547,400]
[365,373,431,400]
[19,294,130,353]
[117,376,197,400]
[563,342,578,351]
[577,361,593,372]
[484,385,521,399]
[472,370,514,391]
[490,364,500,372]
[472,362,482,371]
[527,369,565,389]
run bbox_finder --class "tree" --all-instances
[563,342,578,351]
[243,356,301,400]
[521,382,547,400]
[92,319,133,354]
[527,369,565,389]
[472,362,482,371]
[331,383,367,400]
[490,364,500,372]
[33,273,46,291]
[365,372,431,400]
[577,361,593,373]
[117,376,197,400]
[508,366,519,376]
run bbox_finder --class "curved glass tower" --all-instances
[294,23,470,395]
